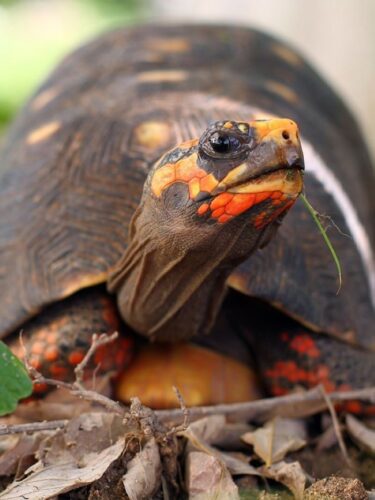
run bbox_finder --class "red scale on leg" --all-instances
[8,288,134,395]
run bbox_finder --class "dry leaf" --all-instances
[122,437,161,500]
[185,451,239,500]
[0,433,46,477]
[188,415,227,443]
[39,412,128,466]
[346,414,375,455]
[260,460,306,499]
[0,437,125,499]
[183,424,259,476]
[242,417,306,465]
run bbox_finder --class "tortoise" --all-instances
[1,24,374,410]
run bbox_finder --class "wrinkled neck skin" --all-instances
[108,197,277,342]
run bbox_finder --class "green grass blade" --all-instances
[300,193,342,293]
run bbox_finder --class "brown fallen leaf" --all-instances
[39,412,129,466]
[259,460,306,500]
[182,419,259,477]
[0,437,125,499]
[0,433,47,478]
[122,437,161,500]
[188,415,227,444]
[242,417,307,466]
[346,414,375,456]
[185,451,239,500]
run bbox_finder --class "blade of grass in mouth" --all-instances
[300,193,342,293]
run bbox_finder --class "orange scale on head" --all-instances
[199,173,218,193]
[254,191,271,204]
[225,193,256,216]
[197,203,209,215]
[271,191,282,199]
[218,214,233,224]
[211,207,225,218]
[210,192,233,210]
[175,153,205,182]
[223,121,233,129]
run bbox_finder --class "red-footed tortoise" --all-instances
[1,25,374,411]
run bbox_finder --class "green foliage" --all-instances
[0,0,146,132]
[0,341,33,416]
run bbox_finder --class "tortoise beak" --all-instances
[213,118,304,194]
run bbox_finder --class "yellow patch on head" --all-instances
[151,164,176,197]
[188,178,201,199]
[26,121,61,145]
[175,153,204,182]
[265,81,298,104]
[151,153,208,198]
[223,121,233,129]
[137,70,188,83]
[238,123,249,133]
[133,121,172,150]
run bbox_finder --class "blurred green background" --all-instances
[0,0,147,134]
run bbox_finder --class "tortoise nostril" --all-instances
[282,130,290,140]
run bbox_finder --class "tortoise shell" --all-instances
[0,24,373,349]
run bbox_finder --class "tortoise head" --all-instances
[109,119,304,341]
[148,118,303,232]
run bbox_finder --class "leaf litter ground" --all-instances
[0,333,374,499]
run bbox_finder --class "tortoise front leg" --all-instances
[9,287,133,394]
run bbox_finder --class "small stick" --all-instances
[74,332,119,387]
[0,420,68,436]
[1,386,373,436]
[166,386,190,436]
[319,385,353,468]
[172,386,189,430]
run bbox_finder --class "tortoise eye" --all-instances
[209,133,241,154]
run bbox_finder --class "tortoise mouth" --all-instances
[226,160,304,193]
[210,160,304,200]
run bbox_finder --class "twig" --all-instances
[74,332,119,387]
[166,386,190,436]
[1,386,374,436]
[320,385,353,468]
[155,386,375,423]
[0,420,68,436]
